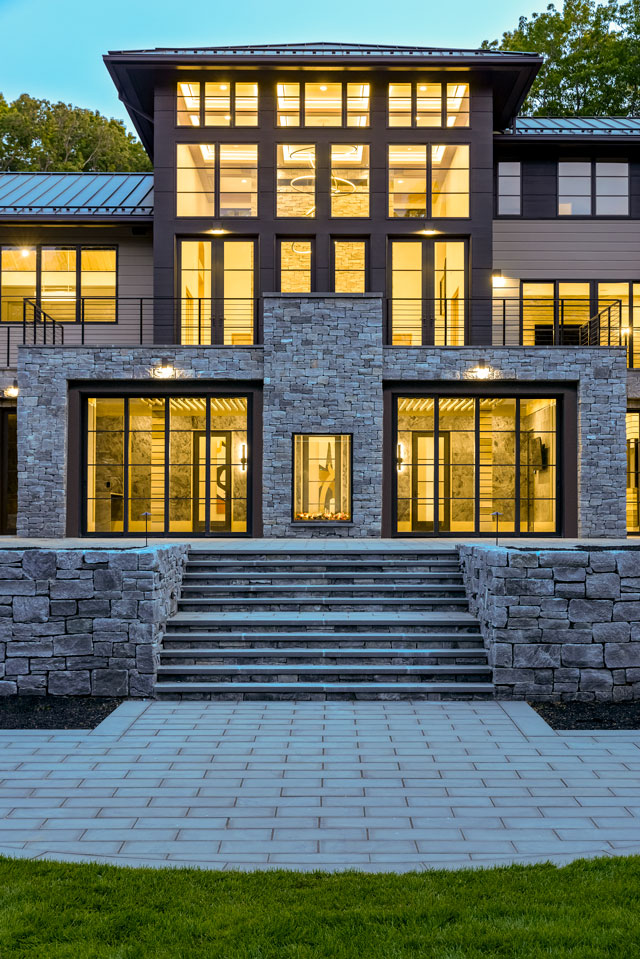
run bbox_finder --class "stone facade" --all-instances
[385,346,628,539]
[460,544,640,701]
[262,294,384,536]
[0,544,188,697]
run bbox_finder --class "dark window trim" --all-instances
[277,236,316,292]
[291,431,354,524]
[68,381,262,538]
[386,80,471,131]
[386,142,471,221]
[330,236,369,293]
[557,157,630,219]
[175,79,259,129]
[175,141,259,220]
[382,381,576,538]
[495,159,522,217]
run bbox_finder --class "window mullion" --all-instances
[205,397,211,534]
[441,82,446,128]
[123,396,130,535]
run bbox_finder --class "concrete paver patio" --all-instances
[0,700,639,872]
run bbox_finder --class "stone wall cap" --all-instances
[262,292,384,299]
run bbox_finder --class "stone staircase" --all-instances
[154,547,493,700]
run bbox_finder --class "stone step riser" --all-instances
[159,656,488,667]
[157,664,490,677]
[180,585,466,596]
[182,574,465,585]
[176,601,469,613]
[162,641,484,652]
[185,553,460,562]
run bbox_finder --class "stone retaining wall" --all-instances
[459,544,640,701]
[0,545,188,697]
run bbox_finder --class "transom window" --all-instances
[388,82,469,127]
[558,160,629,216]
[176,81,258,126]
[0,246,116,323]
[176,144,258,217]
[388,144,469,218]
[276,82,370,127]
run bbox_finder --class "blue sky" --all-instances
[0,0,533,132]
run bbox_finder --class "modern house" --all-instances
[0,41,637,543]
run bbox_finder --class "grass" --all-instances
[1,855,640,957]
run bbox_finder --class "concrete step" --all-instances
[154,681,494,698]
[176,597,469,612]
[182,571,464,583]
[157,664,491,680]
[180,583,465,595]
[162,631,483,648]
[169,610,479,629]
[158,647,488,664]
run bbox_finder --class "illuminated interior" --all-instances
[180,239,254,345]
[627,411,640,534]
[330,144,369,217]
[280,240,312,292]
[395,395,557,534]
[1,248,37,322]
[276,82,369,127]
[334,240,365,293]
[305,83,342,126]
[388,82,469,127]
[388,145,427,217]
[390,239,466,345]
[293,434,351,521]
[219,144,258,216]
[86,395,249,534]
[277,144,316,216]
[177,82,201,126]
[177,82,258,126]
[176,144,215,217]
[277,83,301,126]
[431,144,469,217]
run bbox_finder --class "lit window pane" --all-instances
[416,83,441,127]
[277,144,316,217]
[223,241,254,345]
[1,248,36,323]
[331,144,369,217]
[41,247,76,321]
[180,240,212,345]
[177,144,215,217]
[334,241,366,293]
[235,82,258,126]
[388,83,412,127]
[81,249,116,321]
[391,241,423,345]
[293,434,351,521]
[388,144,427,218]
[177,81,200,126]
[432,144,469,217]
[434,240,465,345]
[219,144,258,216]
[347,83,370,127]
[305,83,342,126]
[204,82,231,126]
[446,83,469,127]
[277,82,300,126]
[280,240,312,292]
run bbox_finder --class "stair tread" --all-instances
[159,647,487,658]
[177,597,468,606]
[180,584,465,592]
[157,664,490,674]
[171,611,478,624]
[155,681,494,693]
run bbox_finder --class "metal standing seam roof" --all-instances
[0,172,154,217]
[107,41,540,59]
[511,116,640,135]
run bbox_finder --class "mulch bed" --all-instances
[532,700,640,730]
[0,697,124,730]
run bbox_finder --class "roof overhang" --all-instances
[104,47,543,156]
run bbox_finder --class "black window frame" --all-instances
[175,79,259,128]
[175,142,259,220]
[496,160,522,217]
[331,237,369,293]
[386,81,471,129]
[291,431,354,524]
[275,81,371,129]
[557,158,630,218]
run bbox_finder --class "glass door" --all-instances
[410,432,450,531]
[180,239,256,345]
[389,239,467,345]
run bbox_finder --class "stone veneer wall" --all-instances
[385,347,628,539]
[460,544,640,701]
[0,545,188,697]
[17,346,263,538]
[262,294,384,536]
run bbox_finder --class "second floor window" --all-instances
[497,161,521,215]
[176,82,258,126]
[333,240,366,293]
[389,144,469,218]
[276,82,370,127]
[388,82,469,127]
[279,240,313,292]
[277,145,316,217]
[558,160,629,216]
[331,145,369,217]
[176,144,258,217]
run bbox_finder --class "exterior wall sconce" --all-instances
[470,359,491,380]
[152,365,175,379]
[492,270,507,288]
[240,443,247,471]
[419,223,438,235]
[4,380,18,398]
[209,223,228,235]
[396,443,405,471]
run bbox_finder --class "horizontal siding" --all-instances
[493,220,640,280]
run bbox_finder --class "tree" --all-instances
[483,0,640,116]
[0,94,152,172]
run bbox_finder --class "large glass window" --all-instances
[176,144,215,217]
[293,434,351,522]
[331,144,369,217]
[627,411,640,534]
[177,82,258,126]
[558,161,591,215]
[80,249,116,321]
[277,82,370,127]
[389,238,467,346]
[390,241,423,344]
[0,248,36,323]
[86,395,250,535]
[432,144,469,217]
[595,161,629,215]
[305,83,342,126]
[558,160,629,216]
[497,161,521,215]
[395,395,557,535]
[347,83,370,127]
[388,145,427,218]
[279,240,312,292]
[333,240,366,293]
[434,241,465,345]
[179,238,256,345]
[41,248,76,321]
[177,82,201,126]
[388,82,469,127]
[180,240,212,345]
[219,144,258,216]
[277,83,301,126]
[277,144,316,217]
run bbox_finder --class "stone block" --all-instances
[594,622,630,643]
[604,644,640,668]
[553,567,586,582]
[13,596,49,623]
[580,669,614,691]
[135,645,157,672]
[613,602,640,622]
[539,551,588,568]
[53,636,93,657]
[49,581,94,600]
[561,645,604,667]
[513,645,560,668]
[7,640,52,657]
[0,680,17,695]
[17,675,46,694]
[568,599,613,623]
[50,600,77,616]
[94,568,123,591]
[588,552,617,573]
[586,573,620,599]
[22,550,57,580]
[615,551,640,578]
[91,669,128,696]
[48,671,91,695]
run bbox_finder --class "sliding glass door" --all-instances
[389,238,466,345]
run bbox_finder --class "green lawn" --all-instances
[1,855,639,958]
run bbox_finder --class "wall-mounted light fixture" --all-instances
[419,222,438,236]
[396,442,405,472]
[240,443,247,471]
[152,365,175,379]
[470,359,491,380]
[209,223,228,236]
[492,269,507,288]
[4,380,18,398]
